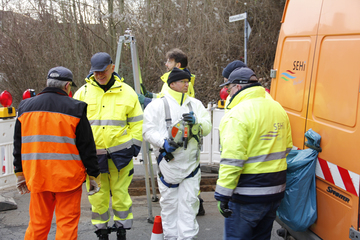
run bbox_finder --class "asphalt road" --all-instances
[0,184,284,240]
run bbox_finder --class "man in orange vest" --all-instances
[13,66,101,240]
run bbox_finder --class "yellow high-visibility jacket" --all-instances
[215,85,293,203]
[225,84,274,112]
[74,73,143,172]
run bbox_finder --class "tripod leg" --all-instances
[127,29,154,223]
[146,142,159,202]
[140,142,154,223]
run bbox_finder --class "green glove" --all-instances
[141,83,156,98]
[218,201,232,218]
[137,93,145,105]
[145,92,155,98]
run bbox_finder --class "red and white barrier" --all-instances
[0,118,16,190]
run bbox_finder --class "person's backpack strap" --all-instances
[162,97,193,130]
[162,97,172,130]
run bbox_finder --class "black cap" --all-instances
[47,66,76,87]
[225,67,257,85]
[90,52,113,72]
[167,67,191,86]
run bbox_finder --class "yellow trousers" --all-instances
[87,159,134,229]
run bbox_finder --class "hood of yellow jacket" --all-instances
[166,86,189,106]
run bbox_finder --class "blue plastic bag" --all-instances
[277,129,321,232]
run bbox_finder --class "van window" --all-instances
[275,37,310,112]
[313,36,360,127]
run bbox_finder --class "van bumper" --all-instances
[275,216,322,240]
[349,226,360,240]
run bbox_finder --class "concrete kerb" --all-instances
[130,164,219,196]
[0,195,17,211]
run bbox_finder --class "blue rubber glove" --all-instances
[163,139,179,153]
[217,201,232,218]
[182,111,196,124]
[137,93,145,105]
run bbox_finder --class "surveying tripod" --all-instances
[114,29,158,223]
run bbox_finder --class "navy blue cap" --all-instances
[47,66,76,87]
[222,60,247,79]
[90,52,113,72]
[227,67,257,85]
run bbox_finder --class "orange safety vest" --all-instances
[17,88,87,193]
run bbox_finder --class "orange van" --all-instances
[271,0,360,239]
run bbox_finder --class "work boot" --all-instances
[95,229,109,240]
[197,197,205,216]
[116,228,126,240]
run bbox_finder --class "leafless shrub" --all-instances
[0,0,285,107]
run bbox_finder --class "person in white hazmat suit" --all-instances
[143,67,212,239]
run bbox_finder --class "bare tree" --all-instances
[0,0,286,107]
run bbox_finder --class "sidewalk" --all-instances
[0,187,283,240]
[0,164,221,239]
[0,164,283,240]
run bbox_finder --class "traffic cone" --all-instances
[150,215,164,240]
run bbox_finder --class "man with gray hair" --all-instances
[13,66,100,240]
[215,67,293,240]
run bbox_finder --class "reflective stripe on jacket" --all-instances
[215,86,293,203]
[74,73,143,172]
[158,68,196,98]
[14,87,97,193]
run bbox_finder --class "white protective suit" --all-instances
[143,88,212,240]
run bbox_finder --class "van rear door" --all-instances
[305,0,360,239]
[272,0,360,239]
[271,0,322,150]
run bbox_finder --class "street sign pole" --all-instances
[244,11,248,65]
[229,11,250,65]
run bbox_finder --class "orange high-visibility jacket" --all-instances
[13,87,99,193]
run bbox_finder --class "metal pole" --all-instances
[244,11,248,65]
[114,36,124,74]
